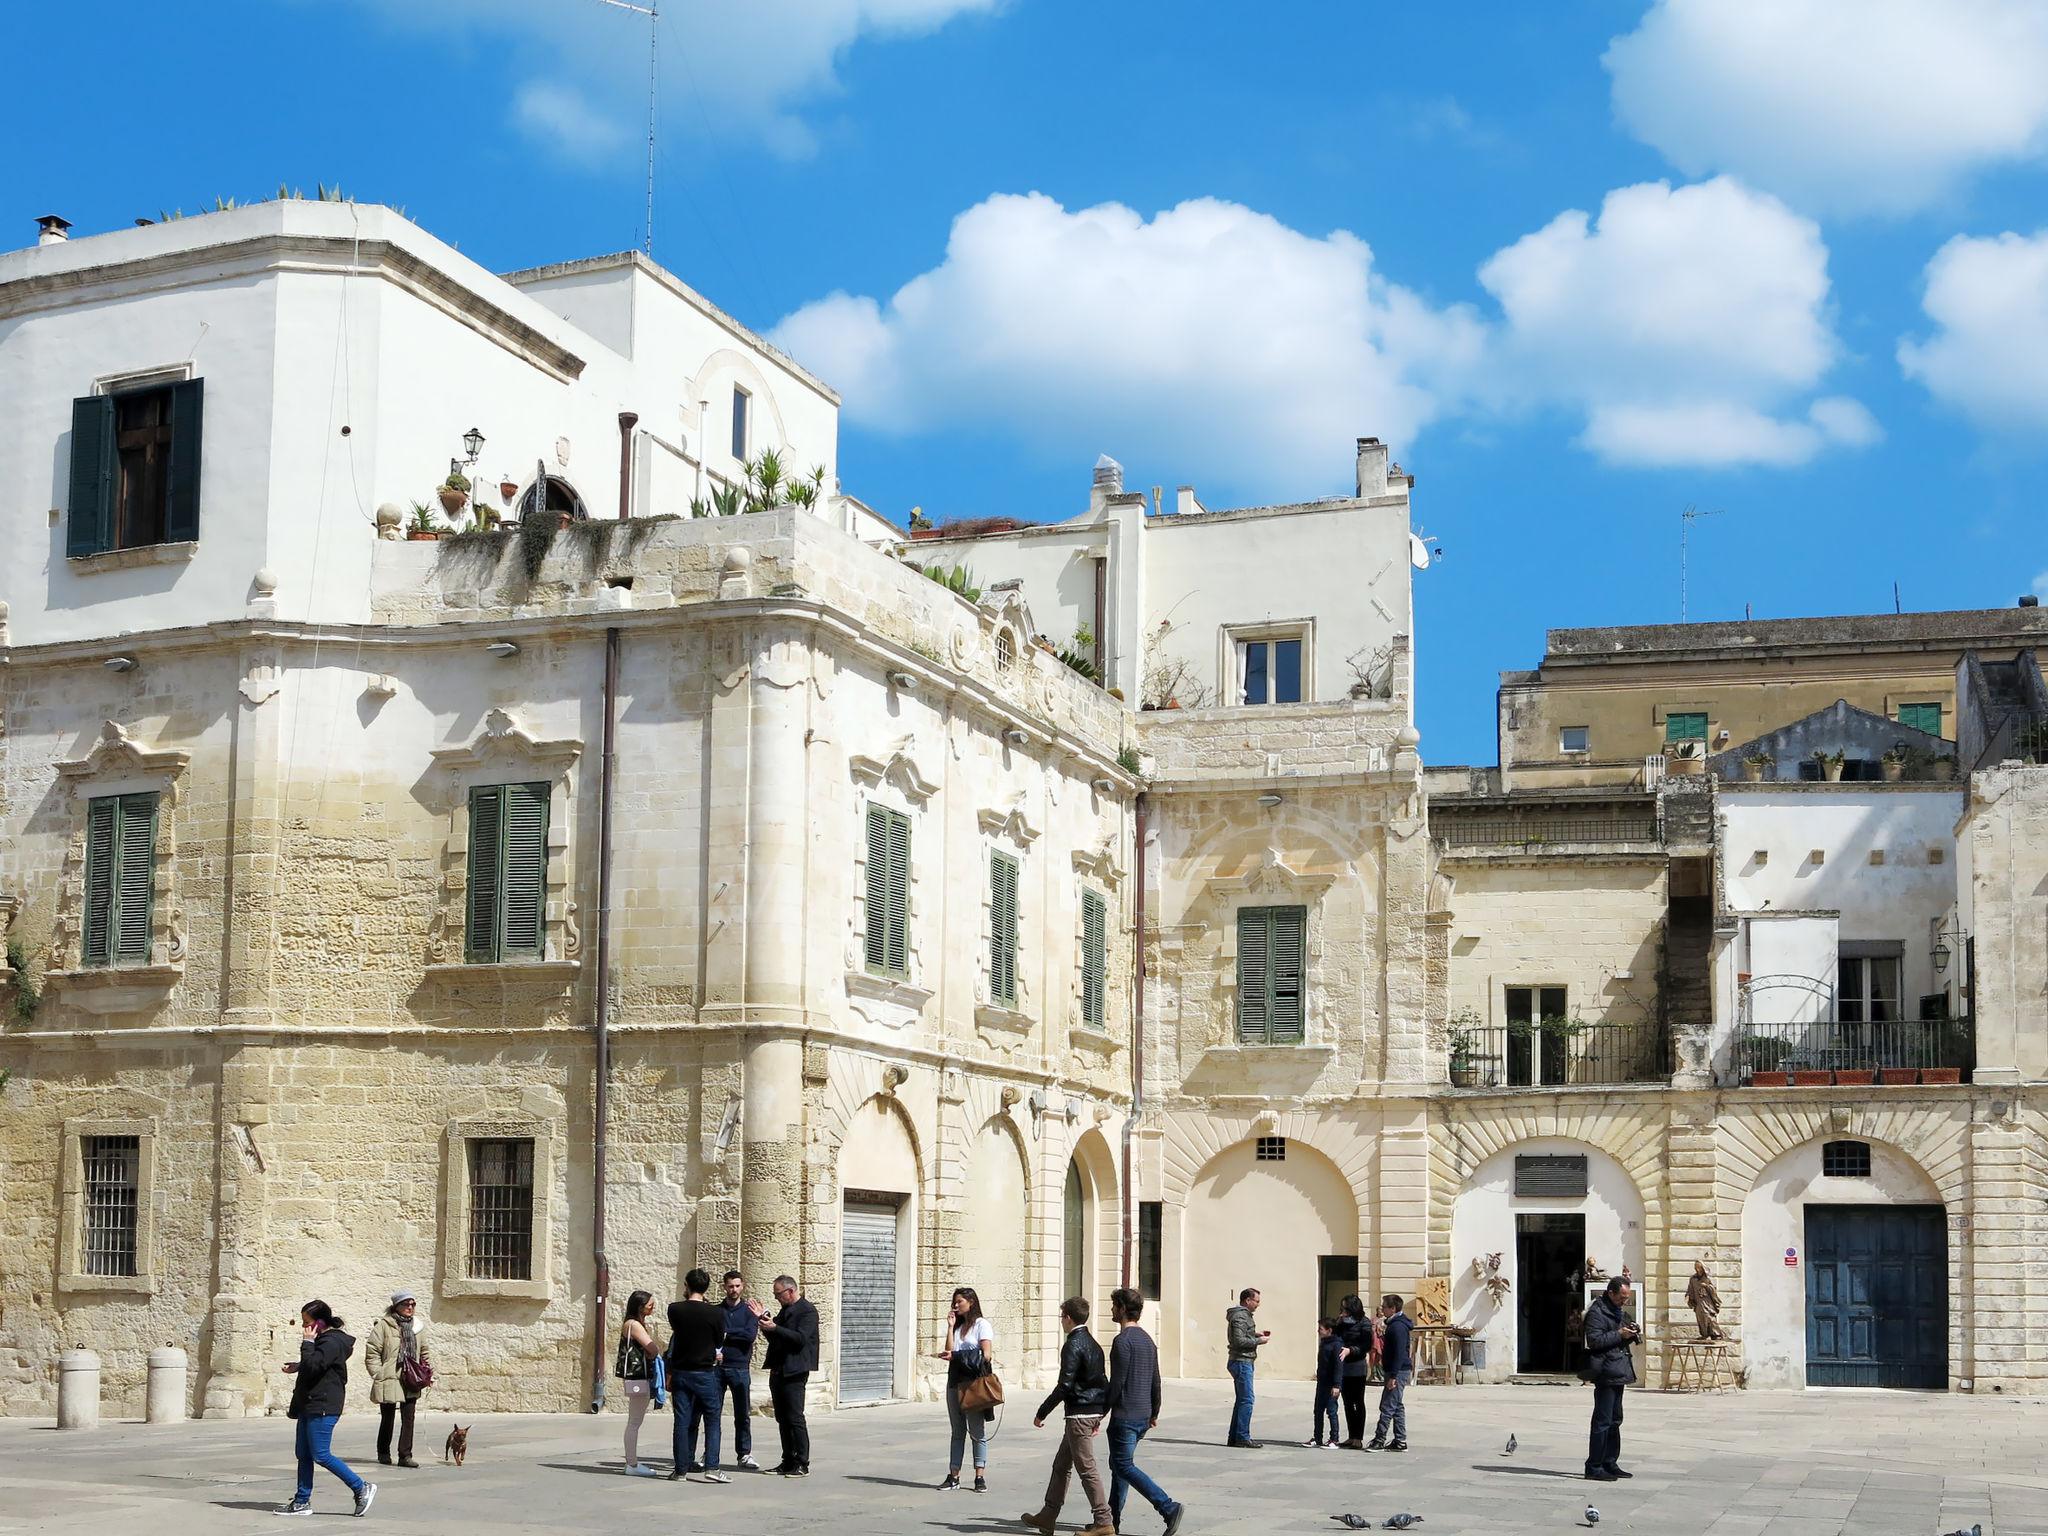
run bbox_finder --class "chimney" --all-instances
[2022,595,2040,608]
[35,214,71,246]
[1092,454,1123,495]
[1355,437,1389,498]
[1176,486,1203,517]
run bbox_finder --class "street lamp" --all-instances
[463,426,485,463]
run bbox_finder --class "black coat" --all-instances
[1036,1325,1110,1420]
[287,1328,355,1420]
[1583,1295,1638,1387]
[761,1297,820,1376]
[1334,1314,1373,1380]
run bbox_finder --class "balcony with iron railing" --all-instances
[1447,1018,1670,1090]
[1726,1017,1974,1086]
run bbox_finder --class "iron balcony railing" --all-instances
[1435,815,1659,850]
[1729,1018,1974,1085]
[1448,1020,1669,1089]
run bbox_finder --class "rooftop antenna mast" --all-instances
[591,0,659,256]
[1679,503,1723,622]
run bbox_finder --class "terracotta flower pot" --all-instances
[1879,1068,1918,1086]
[438,487,469,516]
[1821,762,1844,782]
[1920,1067,1962,1085]
[1785,1069,1832,1086]
[1833,1069,1874,1086]
[406,530,440,542]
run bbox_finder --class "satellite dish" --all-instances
[1409,532,1432,570]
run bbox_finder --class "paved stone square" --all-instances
[4,1380,2046,1535]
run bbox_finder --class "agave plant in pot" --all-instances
[1813,749,1846,783]
[1741,749,1772,782]
[405,501,441,541]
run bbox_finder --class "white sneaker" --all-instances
[738,1454,761,1471]
[699,1471,731,1485]
[626,1463,660,1478]
[353,1483,377,1518]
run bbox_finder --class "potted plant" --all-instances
[1834,1067,1875,1086]
[471,499,500,532]
[1814,749,1846,783]
[438,472,471,517]
[1741,749,1772,782]
[1879,1066,1919,1086]
[1931,754,1957,781]
[1449,1028,1480,1089]
[1881,743,1909,782]
[1920,1065,1962,1085]
[405,501,441,541]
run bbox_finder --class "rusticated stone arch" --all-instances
[1714,1100,1970,1234]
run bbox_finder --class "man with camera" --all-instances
[1582,1275,1639,1482]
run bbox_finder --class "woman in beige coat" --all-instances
[364,1290,429,1468]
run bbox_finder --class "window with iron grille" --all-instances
[1256,1135,1287,1162]
[864,805,912,977]
[82,1134,141,1277]
[467,1138,536,1281]
[1821,1140,1872,1178]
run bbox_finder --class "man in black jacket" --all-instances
[750,1275,819,1476]
[1023,1296,1114,1536]
[1583,1275,1640,1481]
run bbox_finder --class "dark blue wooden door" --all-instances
[1805,1204,1947,1388]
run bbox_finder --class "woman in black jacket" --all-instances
[1333,1294,1372,1448]
[278,1300,374,1518]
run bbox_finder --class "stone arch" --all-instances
[1714,1103,1969,1236]
[1448,1136,1649,1380]
[1737,1127,1953,1391]
[833,1089,925,1404]
[958,1111,1032,1371]
[1065,1126,1120,1306]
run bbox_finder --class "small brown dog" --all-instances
[443,1424,470,1466]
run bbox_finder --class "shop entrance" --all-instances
[1515,1212,1585,1373]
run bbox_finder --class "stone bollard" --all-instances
[147,1347,189,1423]
[57,1348,100,1430]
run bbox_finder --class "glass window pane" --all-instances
[1242,642,1268,705]
[1504,986,1534,1024]
[1273,640,1302,703]
[731,387,750,460]
[1560,726,1590,753]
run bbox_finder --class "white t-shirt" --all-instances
[951,1319,994,1354]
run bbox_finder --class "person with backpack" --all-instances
[616,1289,663,1477]
[364,1290,430,1470]
[1366,1294,1413,1453]
[277,1299,374,1518]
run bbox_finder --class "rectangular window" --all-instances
[1255,1135,1287,1162]
[1137,1201,1162,1300]
[1080,889,1107,1028]
[1898,702,1942,736]
[82,792,158,968]
[731,385,751,461]
[1238,636,1304,705]
[81,1134,141,1277]
[1514,1153,1589,1198]
[1838,954,1901,1024]
[466,1138,536,1281]
[1236,905,1306,1044]
[864,805,911,976]
[67,380,203,557]
[1821,1140,1872,1178]
[989,852,1020,1007]
[1560,726,1590,754]
[1664,711,1708,743]
[466,783,550,964]
[1504,985,1568,1086]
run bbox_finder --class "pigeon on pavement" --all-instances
[1383,1517,1424,1530]
[1331,1517,1373,1530]
[1585,1507,1601,1526]
[1503,1434,1517,1455]
[1937,1527,1981,1536]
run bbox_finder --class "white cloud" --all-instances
[1899,230,2048,432]
[1605,0,2048,217]
[772,192,1485,499]
[1478,178,1869,469]
[344,0,1001,161]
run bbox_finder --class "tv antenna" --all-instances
[591,0,659,256]
[1679,504,1723,622]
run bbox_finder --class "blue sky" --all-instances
[9,1,2046,764]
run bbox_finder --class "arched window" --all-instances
[995,629,1016,669]
[1063,1161,1086,1300]
[516,475,589,523]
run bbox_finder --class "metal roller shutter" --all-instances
[840,1201,900,1403]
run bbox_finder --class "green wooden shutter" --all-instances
[864,806,890,971]
[1081,890,1106,1028]
[500,782,550,958]
[1237,908,1270,1043]
[1268,905,1306,1043]
[885,809,911,975]
[1899,702,1942,736]
[467,786,504,963]
[164,378,204,543]
[990,853,1019,1006]
[67,395,116,557]
[1664,711,1707,743]
[112,793,158,964]
[83,797,119,966]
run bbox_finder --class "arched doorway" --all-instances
[836,1096,920,1404]
[1741,1135,1947,1389]
[1183,1135,1355,1379]
[1064,1162,1086,1300]
[961,1118,1030,1371]
[1063,1128,1120,1311]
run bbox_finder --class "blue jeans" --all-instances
[719,1362,752,1457]
[946,1385,989,1471]
[293,1413,364,1502]
[1226,1358,1256,1442]
[1315,1387,1341,1443]
[1374,1368,1411,1443]
[672,1368,722,1471]
[1106,1419,1175,1525]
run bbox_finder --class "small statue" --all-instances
[1582,1256,1608,1283]
[1686,1259,1725,1340]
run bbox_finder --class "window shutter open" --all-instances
[1269,905,1306,1043]
[467,786,504,963]
[885,809,910,975]
[500,782,550,958]
[164,377,204,543]
[864,806,890,971]
[67,394,116,557]
[83,797,119,965]
[1237,908,1270,1043]
[990,853,1018,1005]
[1081,889,1106,1027]
[113,793,157,963]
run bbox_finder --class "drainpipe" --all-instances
[1122,791,1148,1288]
[588,625,622,1411]
[1093,556,1109,685]
[617,412,639,520]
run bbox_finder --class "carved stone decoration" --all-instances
[430,708,583,774]
[1073,840,1127,891]
[562,900,582,958]
[165,908,188,964]
[1686,1260,1726,1340]
[977,803,1041,848]
[239,654,283,708]
[849,748,940,807]
[56,721,192,783]
[948,624,978,672]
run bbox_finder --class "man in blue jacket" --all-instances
[719,1270,763,1471]
[1367,1294,1413,1452]
[1582,1275,1640,1481]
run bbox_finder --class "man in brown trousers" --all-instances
[1022,1296,1113,1536]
